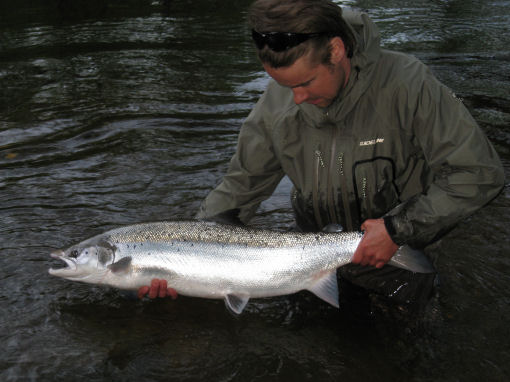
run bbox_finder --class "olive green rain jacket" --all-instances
[197,11,504,249]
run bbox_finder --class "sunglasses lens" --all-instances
[251,30,266,49]
[251,30,320,52]
[267,34,288,52]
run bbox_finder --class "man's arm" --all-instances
[384,74,504,248]
[197,88,284,223]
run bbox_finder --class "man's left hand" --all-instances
[351,218,398,268]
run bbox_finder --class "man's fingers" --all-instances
[351,239,366,264]
[149,279,160,299]
[138,286,150,299]
[138,279,177,300]
[159,280,168,298]
[168,288,178,300]
[351,250,361,263]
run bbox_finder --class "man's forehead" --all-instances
[263,56,319,87]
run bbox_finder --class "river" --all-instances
[1,0,509,380]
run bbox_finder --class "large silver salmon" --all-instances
[49,221,434,314]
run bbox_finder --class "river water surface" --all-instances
[1,0,509,380]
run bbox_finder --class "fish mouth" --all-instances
[48,250,77,276]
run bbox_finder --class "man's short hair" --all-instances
[248,0,357,68]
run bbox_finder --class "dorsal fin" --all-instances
[322,224,344,233]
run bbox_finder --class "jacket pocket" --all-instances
[353,157,401,221]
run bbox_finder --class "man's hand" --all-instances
[137,279,178,300]
[351,218,398,269]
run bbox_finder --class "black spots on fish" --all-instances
[315,235,320,241]
[69,249,79,258]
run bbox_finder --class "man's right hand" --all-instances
[137,279,178,300]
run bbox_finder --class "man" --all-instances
[140,0,504,309]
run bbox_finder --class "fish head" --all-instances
[49,238,116,284]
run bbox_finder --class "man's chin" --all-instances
[310,100,331,108]
[307,99,325,107]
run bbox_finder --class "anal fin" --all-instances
[307,271,340,308]
[224,294,250,315]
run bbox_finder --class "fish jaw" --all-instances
[48,249,108,283]
[48,250,78,277]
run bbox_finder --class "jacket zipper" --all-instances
[313,149,324,228]
[361,176,372,218]
[327,129,339,224]
[338,150,354,231]
[313,127,355,231]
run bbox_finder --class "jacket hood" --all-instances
[343,8,382,73]
[299,9,382,125]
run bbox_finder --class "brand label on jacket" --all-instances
[359,138,384,146]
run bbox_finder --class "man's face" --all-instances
[263,53,348,108]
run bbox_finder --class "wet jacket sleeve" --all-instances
[196,92,285,223]
[383,73,505,248]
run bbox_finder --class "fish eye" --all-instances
[69,249,79,258]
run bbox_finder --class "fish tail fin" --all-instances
[389,245,436,273]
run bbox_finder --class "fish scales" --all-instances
[49,221,434,314]
[106,221,353,247]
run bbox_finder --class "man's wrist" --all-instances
[383,215,402,246]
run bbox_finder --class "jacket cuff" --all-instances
[383,215,405,246]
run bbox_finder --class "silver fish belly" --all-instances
[49,221,434,314]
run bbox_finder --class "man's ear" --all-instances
[329,37,346,64]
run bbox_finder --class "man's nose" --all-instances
[292,88,308,104]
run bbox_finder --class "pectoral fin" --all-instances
[224,294,250,315]
[307,271,339,308]
[107,256,132,273]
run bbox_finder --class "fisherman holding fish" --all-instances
[140,0,504,311]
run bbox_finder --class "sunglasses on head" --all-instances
[251,29,326,52]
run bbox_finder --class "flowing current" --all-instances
[1,0,509,380]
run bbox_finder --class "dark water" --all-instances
[1,0,509,380]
